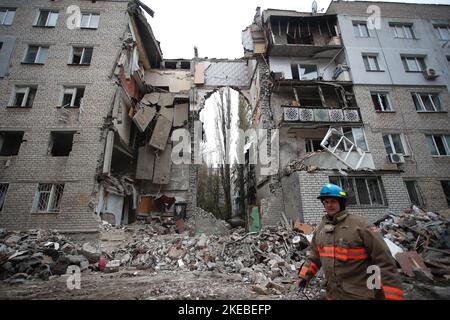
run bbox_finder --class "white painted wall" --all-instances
[338,15,450,90]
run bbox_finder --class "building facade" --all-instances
[0,0,198,234]
[242,1,450,226]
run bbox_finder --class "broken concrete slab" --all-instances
[133,105,156,133]
[149,115,172,151]
[152,144,172,184]
[173,103,189,127]
[80,243,101,263]
[136,146,155,180]
[158,93,175,107]
[142,92,160,105]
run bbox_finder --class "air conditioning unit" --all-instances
[388,153,405,164]
[423,68,439,80]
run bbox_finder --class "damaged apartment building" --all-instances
[241,1,450,225]
[0,0,193,234]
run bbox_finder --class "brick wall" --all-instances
[0,0,129,232]
[296,170,411,225]
[354,85,450,212]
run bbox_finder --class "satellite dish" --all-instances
[312,0,318,13]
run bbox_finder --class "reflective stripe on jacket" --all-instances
[298,210,404,300]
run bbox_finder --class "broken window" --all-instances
[80,13,99,29]
[362,54,381,71]
[0,8,15,25]
[0,183,8,212]
[164,61,177,69]
[70,47,93,65]
[180,61,191,69]
[285,21,314,44]
[35,10,58,27]
[9,85,37,107]
[0,131,24,156]
[32,183,64,213]
[426,134,450,156]
[49,131,75,157]
[404,180,424,207]
[371,92,393,112]
[330,176,386,207]
[320,127,369,170]
[23,45,49,64]
[383,133,409,155]
[305,139,322,153]
[441,181,450,207]
[412,93,442,112]
[61,86,85,107]
[342,127,368,151]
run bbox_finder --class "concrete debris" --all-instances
[0,229,100,281]
[375,205,450,279]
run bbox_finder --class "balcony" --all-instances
[267,14,342,57]
[282,106,361,124]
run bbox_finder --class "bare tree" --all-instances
[213,88,232,221]
[236,95,251,228]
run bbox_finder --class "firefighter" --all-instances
[297,183,404,300]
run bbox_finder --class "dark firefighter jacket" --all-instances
[298,210,404,300]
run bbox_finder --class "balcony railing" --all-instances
[282,106,361,123]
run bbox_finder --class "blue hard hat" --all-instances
[317,183,347,200]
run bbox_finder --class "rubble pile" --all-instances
[375,206,450,280]
[185,207,232,235]
[0,228,99,282]
[106,224,320,296]
[376,206,450,251]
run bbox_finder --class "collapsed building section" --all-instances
[242,8,412,225]
[97,11,194,227]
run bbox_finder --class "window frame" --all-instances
[0,131,24,156]
[305,138,322,153]
[353,22,369,38]
[382,133,409,156]
[0,8,15,25]
[69,47,93,65]
[60,86,85,108]
[22,45,49,64]
[401,56,426,72]
[434,25,450,41]
[32,183,64,214]
[412,92,442,112]
[0,183,9,212]
[8,85,37,107]
[404,180,424,207]
[362,54,381,71]
[441,180,450,207]
[371,91,393,112]
[330,176,387,207]
[80,13,100,29]
[340,126,369,152]
[390,23,415,39]
[426,134,450,156]
[34,9,58,27]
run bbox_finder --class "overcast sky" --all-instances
[142,0,450,59]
